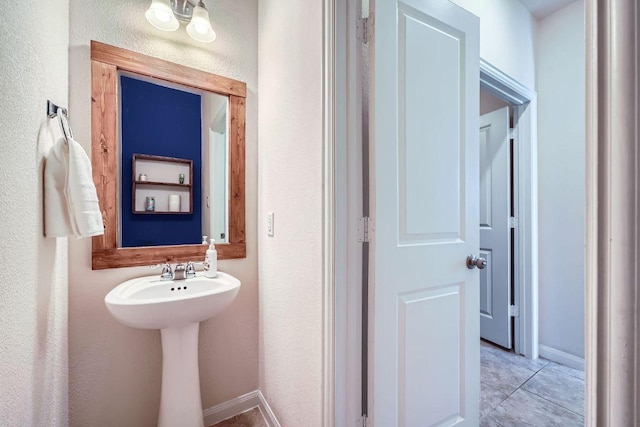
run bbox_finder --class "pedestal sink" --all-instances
[105,272,240,427]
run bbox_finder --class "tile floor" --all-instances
[211,342,585,427]
[481,340,585,426]
[209,408,267,427]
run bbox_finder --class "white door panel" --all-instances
[372,0,480,425]
[479,107,511,348]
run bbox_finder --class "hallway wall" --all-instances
[536,0,585,361]
[0,0,69,424]
[451,0,537,90]
[67,1,259,425]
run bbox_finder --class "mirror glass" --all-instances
[118,72,229,247]
[90,40,245,270]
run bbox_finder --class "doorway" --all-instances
[478,79,586,425]
[330,0,635,425]
[479,91,514,350]
[480,41,585,425]
[480,61,538,359]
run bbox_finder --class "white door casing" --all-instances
[479,107,512,348]
[371,0,480,425]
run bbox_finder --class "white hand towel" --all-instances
[65,137,104,238]
[44,124,104,238]
[44,137,74,237]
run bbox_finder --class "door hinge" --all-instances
[509,127,515,139]
[357,217,375,242]
[509,217,518,228]
[357,14,375,43]
[509,305,520,317]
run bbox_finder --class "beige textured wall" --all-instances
[67,1,259,425]
[0,0,69,425]
[258,0,324,425]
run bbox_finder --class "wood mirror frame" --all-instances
[90,41,246,269]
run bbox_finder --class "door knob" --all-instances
[466,254,487,270]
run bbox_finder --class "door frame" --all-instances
[327,0,363,425]
[584,0,640,424]
[479,60,538,359]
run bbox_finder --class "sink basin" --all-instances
[105,271,240,427]
[105,272,240,330]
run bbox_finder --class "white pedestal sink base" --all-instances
[104,273,241,427]
[158,323,204,427]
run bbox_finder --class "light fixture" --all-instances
[186,1,217,43]
[145,0,180,32]
[145,0,216,43]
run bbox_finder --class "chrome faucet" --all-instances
[173,263,187,280]
[155,262,198,281]
[160,263,173,281]
[186,262,197,279]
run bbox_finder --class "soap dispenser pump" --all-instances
[204,238,218,278]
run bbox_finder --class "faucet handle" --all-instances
[160,263,173,280]
[186,261,197,278]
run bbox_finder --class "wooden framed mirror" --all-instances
[90,41,246,269]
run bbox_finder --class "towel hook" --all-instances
[56,108,74,142]
[47,100,67,118]
[47,100,73,142]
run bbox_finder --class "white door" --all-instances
[371,0,480,425]
[479,107,512,348]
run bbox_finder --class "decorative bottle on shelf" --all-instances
[145,196,155,212]
[204,238,217,278]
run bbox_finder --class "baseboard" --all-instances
[257,391,282,427]
[202,390,281,427]
[539,344,585,371]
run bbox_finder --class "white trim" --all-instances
[584,0,597,424]
[202,390,281,427]
[322,0,337,426]
[334,0,364,425]
[539,344,586,371]
[480,59,535,106]
[257,391,283,427]
[479,60,539,360]
[322,0,336,426]
[585,0,640,424]
[202,391,259,426]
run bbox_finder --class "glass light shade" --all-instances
[145,0,179,31]
[186,4,216,43]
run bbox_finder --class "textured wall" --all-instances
[258,0,324,425]
[536,0,585,359]
[451,0,538,90]
[68,1,259,425]
[0,0,69,425]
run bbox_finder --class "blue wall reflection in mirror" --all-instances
[120,75,202,247]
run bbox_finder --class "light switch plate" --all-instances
[267,212,274,236]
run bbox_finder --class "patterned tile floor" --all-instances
[481,340,585,426]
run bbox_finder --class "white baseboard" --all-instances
[202,390,281,427]
[257,391,282,427]
[539,344,585,371]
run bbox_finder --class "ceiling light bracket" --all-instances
[170,0,197,23]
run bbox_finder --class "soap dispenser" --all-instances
[204,238,218,278]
